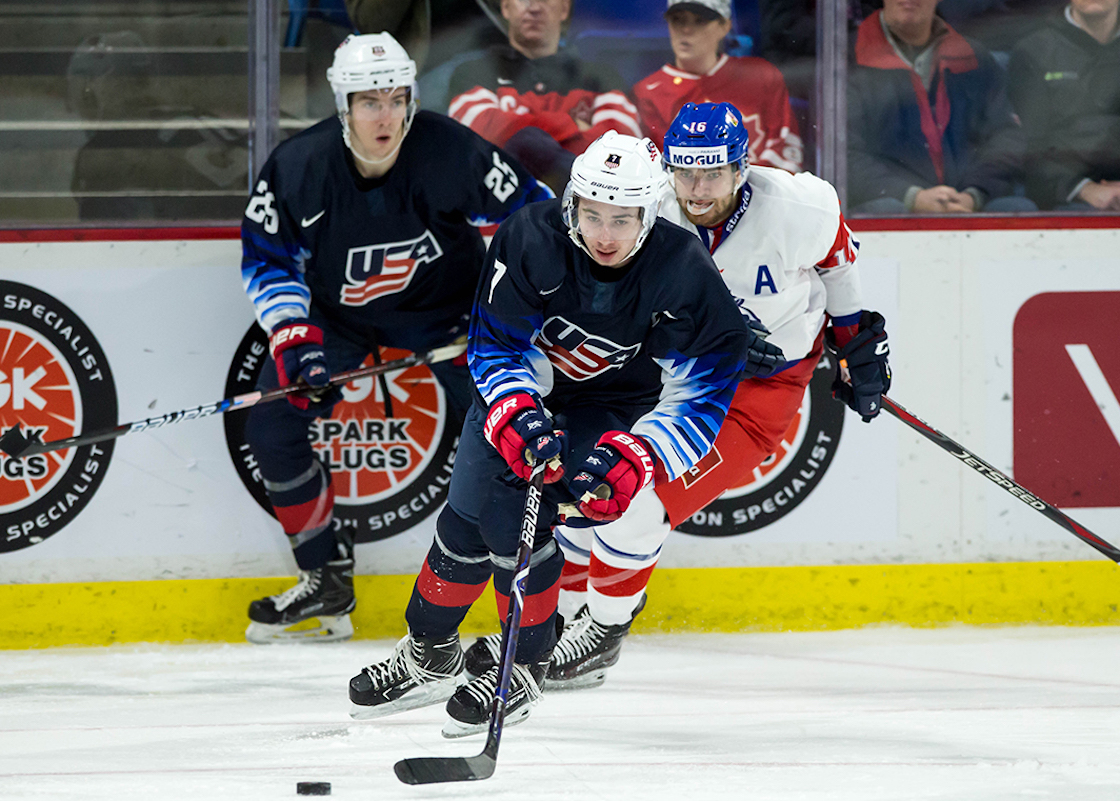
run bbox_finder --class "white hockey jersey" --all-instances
[659,165,863,363]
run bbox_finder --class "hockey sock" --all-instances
[491,541,564,663]
[262,460,336,570]
[587,548,657,626]
[554,525,592,618]
[406,538,491,640]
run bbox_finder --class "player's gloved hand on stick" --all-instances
[269,318,342,415]
[568,431,654,522]
[827,309,891,422]
[738,306,786,377]
[484,392,566,482]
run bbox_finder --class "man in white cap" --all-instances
[239,32,552,645]
[633,0,803,172]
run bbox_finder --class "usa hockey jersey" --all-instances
[469,199,749,482]
[241,111,551,349]
[659,165,864,363]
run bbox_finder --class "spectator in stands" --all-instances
[847,0,1037,213]
[346,0,430,70]
[1007,0,1120,211]
[447,0,640,193]
[633,0,803,172]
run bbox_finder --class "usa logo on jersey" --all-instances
[339,230,443,306]
[533,316,640,381]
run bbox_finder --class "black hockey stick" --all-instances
[394,459,548,785]
[881,395,1120,563]
[0,341,467,459]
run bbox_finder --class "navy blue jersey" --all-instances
[469,200,749,481]
[241,111,552,350]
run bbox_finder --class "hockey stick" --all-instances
[881,395,1120,563]
[0,341,467,459]
[394,459,548,785]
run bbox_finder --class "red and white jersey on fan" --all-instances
[634,55,803,172]
[659,166,863,363]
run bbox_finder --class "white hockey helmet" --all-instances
[562,131,667,263]
[327,33,418,156]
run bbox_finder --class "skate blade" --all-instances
[440,704,533,739]
[245,614,354,645]
[350,677,462,721]
[544,669,608,691]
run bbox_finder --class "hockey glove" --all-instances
[269,318,341,415]
[568,431,655,523]
[826,310,891,422]
[483,392,566,483]
[740,308,786,378]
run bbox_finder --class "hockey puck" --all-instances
[296,781,331,795]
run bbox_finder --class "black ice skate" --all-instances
[442,656,547,739]
[349,632,465,720]
[245,558,356,644]
[546,595,646,690]
[464,611,574,679]
[462,632,502,679]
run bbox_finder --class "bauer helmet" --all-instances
[327,33,418,156]
[663,102,750,189]
[562,130,667,263]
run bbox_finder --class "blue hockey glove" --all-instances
[269,318,342,416]
[567,431,655,522]
[826,310,891,422]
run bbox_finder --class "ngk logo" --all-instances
[1,282,117,551]
[0,366,47,411]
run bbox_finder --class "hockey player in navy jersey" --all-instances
[346,130,783,736]
[239,33,552,645]
[489,102,889,688]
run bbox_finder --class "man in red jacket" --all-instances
[447,0,641,193]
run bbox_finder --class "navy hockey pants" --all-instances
[243,311,473,570]
[404,401,639,664]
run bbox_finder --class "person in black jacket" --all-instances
[847,0,1036,213]
[1008,0,1120,211]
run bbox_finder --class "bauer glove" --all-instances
[483,392,566,482]
[567,431,654,522]
[269,318,342,416]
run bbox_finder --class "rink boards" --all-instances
[1,222,1118,647]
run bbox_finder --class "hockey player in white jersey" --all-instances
[463,101,893,687]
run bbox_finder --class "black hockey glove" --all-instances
[740,308,786,378]
[826,310,891,422]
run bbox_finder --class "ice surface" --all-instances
[2,626,1118,800]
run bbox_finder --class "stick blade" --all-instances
[0,426,33,458]
[393,754,496,785]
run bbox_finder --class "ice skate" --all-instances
[462,632,502,679]
[463,610,578,679]
[245,558,356,644]
[547,595,645,690]
[441,656,547,739]
[349,632,465,720]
